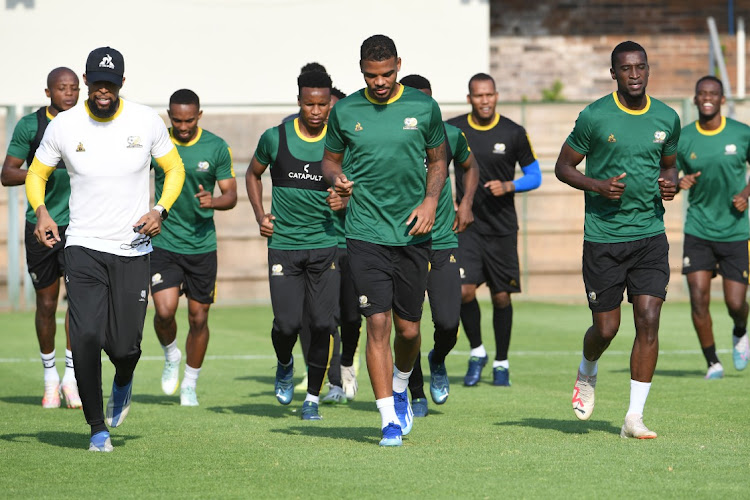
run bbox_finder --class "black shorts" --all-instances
[338,247,361,326]
[149,247,217,304]
[682,233,749,284]
[427,248,461,331]
[268,246,339,336]
[25,221,67,290]
[583,233,670,313]
[347,238,430,322]
[457,226,520,294]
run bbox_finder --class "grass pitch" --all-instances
[0,300,748,498]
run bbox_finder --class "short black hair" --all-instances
[360,34,397,62]
[47,67,78,89]
[400,74,431,91]
[298,71,332,95]
[300,62,327,74]
[170,88,200,108]
[695,75,724,96]
[468,73,495,94]
[611,41,647,69]
[331,87,346,100]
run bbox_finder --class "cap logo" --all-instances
[99,54,115,70]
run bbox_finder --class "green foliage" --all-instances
[541,79,565,102]
[0,302,748,498]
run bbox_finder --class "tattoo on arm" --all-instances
[425,142,447,198]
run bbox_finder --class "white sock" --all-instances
[493,359,509,369]
[392,365,412,393]
[182,365,201,389]
[162,340,181,363]
[41,350,59,383]
[579,355,598,376]
[62,349,76,383]
[305,393,320,404]
[626,379,651,416]
[376,396,398,429]
[470,345,487,358]
[733,333,747,347]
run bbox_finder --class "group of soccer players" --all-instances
[4,36,749,450]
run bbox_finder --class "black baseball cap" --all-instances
[85,47,124,86]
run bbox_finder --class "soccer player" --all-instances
[399,74,479,417]
[447,73,542,387]
[319,87,359,405]
[283,62,329,125]
[322,35,447,446]
[151,89,237,406]
[26,46,185,452]
[554,41,680,439]
[247,70,339,421]
[1,67,81,409]
[676,75,750,378]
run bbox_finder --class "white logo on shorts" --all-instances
[358,295,371,308]
[30,272,38,283]
[683,256,691,268]
[139,290,147,302]
[587,291,597,303]
[459,267,466,279]
[151,273,163,286]
[271,264,283,276]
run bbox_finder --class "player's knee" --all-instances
[153,310,175,329]
[187,312,209,332]
[491,293,511,309]
[461,289,476,303]
[432,314,459,334]
[35,295,58,317]
[272,317,301,338]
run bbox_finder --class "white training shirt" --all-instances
[35,99,174,256]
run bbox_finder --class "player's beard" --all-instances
[88,95,118,118]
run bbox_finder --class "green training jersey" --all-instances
[326,85,445,246]
[677,116,750,242]
[152,128,234,254]
[7,108,71,224]
[254,119,337,250]
[566,92,681,243]
[432,122,471,250]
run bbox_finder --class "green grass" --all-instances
[0,300,748,499]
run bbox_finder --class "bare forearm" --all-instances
[425,142,447,201]
[1,165,27,186]
[246,176,266,223]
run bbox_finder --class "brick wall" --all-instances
[488,1,750,101]
[491,0,750,36]
[490,35,749,101]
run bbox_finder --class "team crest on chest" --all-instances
[653,131,666,143]
[403,117,418,130]
[127,136,143,148]
[197,161,210,171]
[493,143,506,154]
[354,122,363,132]
[690,152,697,160]
[725,144,737,155]
[607,134,616,143]
[76,142,86,152]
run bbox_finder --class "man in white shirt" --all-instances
[26,46,185,452]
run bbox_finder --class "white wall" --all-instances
[0,0,488,107]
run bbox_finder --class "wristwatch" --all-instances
[153,204,168,221]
